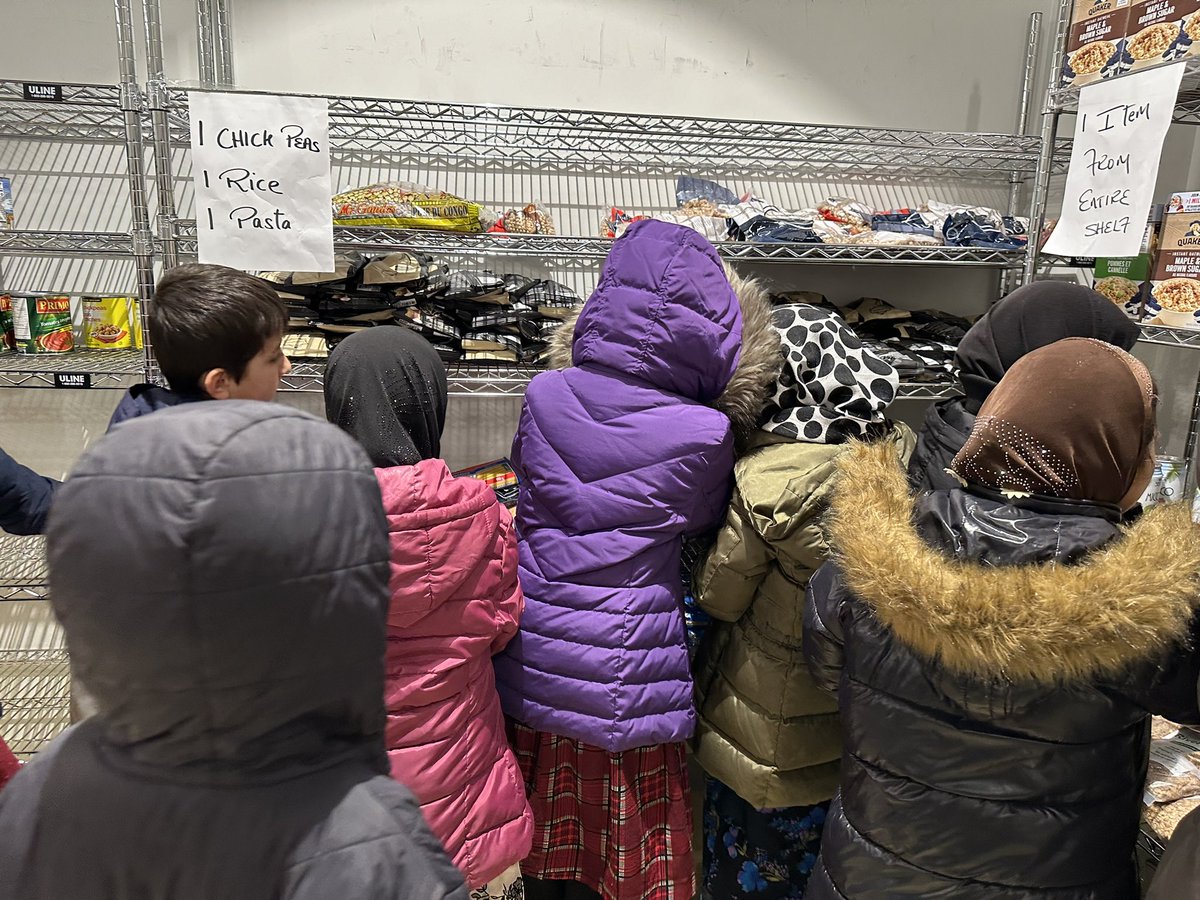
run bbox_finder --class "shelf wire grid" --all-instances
[0,81,128,144]
[0,648,69,759]
[0,535,48,602]
[0,229,136,256]
[281,356,960,399]
[172,221,1028,269]
[165,89,1055,178]
[1051,56,1200,126]
[0,349,144,388]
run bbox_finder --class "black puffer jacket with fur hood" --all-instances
[804,443,1200,899]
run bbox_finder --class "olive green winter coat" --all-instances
[692,424,915,809]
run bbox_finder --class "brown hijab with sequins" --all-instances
[949,337,1156,508]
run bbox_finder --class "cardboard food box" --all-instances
[1145,191,1200,327]
[1126,0,1200,72]
[1095,205,1163,319]
[1063,0,1132,87]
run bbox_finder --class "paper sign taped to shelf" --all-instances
[1044,64,1184,258]
[189,91,333,271]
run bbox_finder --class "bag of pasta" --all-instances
[332,182,496,232]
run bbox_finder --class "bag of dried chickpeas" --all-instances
[332,182,495,232]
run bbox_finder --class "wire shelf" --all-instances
[0,349,144,388]
[282,356,959,400]
[0,649,69,759]
[1051,57,1200,126]
[166,88,1049,177]
[896,381,961,401]
[1137,324,1200,348]
[0,230,136,256]
[0,535,48,602]
[0,80,128,144]
[173,221,1026,269]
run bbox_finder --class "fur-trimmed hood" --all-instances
[828,441,1200,683]
[547,261,779,441]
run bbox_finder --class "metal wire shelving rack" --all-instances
[149,6,1054,400]
[0,2,1062,757]
[0,71,156,391]
[0,6,160,756]
[1023,1,1200,869]
[1025,3,1200,498]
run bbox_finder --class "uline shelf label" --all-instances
[53,373,91,389]
[22,83,62,103]
[188,91,334,271]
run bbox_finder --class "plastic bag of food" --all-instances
[843,230,942,247]
[1147,722,1200,805]
[677,175,738,209]
[333,182,494,232]
[502,203,556,235]
[0,178,13,230]
[600,207,648,239]
[654,211,727,242]
[819,197,873,228]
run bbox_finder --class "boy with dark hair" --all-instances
[0,263,292,535]
[110,263,291,425]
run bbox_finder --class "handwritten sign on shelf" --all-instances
[189,91,334,271]
[1045,63,1185,259]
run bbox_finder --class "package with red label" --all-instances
[454,458,519,511]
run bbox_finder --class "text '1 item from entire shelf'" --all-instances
[1045,61,1185,258]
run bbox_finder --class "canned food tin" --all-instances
[0,294,14,352]
[82,295,140,350]
[12,293,74,354]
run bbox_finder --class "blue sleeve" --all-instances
[0,448,60,536]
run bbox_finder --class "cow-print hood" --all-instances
[760,303,899,444]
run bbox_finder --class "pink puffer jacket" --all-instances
[377,458,532,889]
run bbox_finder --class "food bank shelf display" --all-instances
[189,91,334,271]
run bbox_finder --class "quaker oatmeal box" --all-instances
[1146,191,1200,328]
[1126,0,1200,72]
[1094,207,1163,319]
[1063,0,1131,86]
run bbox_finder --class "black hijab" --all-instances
[324,326,448,467]
[955,282,1139,415]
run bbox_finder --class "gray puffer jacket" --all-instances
[0,402,468,900]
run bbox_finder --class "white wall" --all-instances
[222,0,1057,132]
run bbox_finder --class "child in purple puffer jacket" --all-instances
[494,220,780,900]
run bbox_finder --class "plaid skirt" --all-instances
[508,721,695,900]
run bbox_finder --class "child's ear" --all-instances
[200,367,233,400]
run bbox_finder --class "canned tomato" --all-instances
[0,294,13,352]
[12,293,74,354]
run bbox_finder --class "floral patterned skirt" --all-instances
[470,863,524,900]
[508,721,695,900]
[702,777,829,899]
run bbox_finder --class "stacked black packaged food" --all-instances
[259,252,583,365]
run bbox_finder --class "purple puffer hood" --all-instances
[495,220,772,752]
[569,219,744,401]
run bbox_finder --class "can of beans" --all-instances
[0,294,14,352]
[12,293,74,354]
